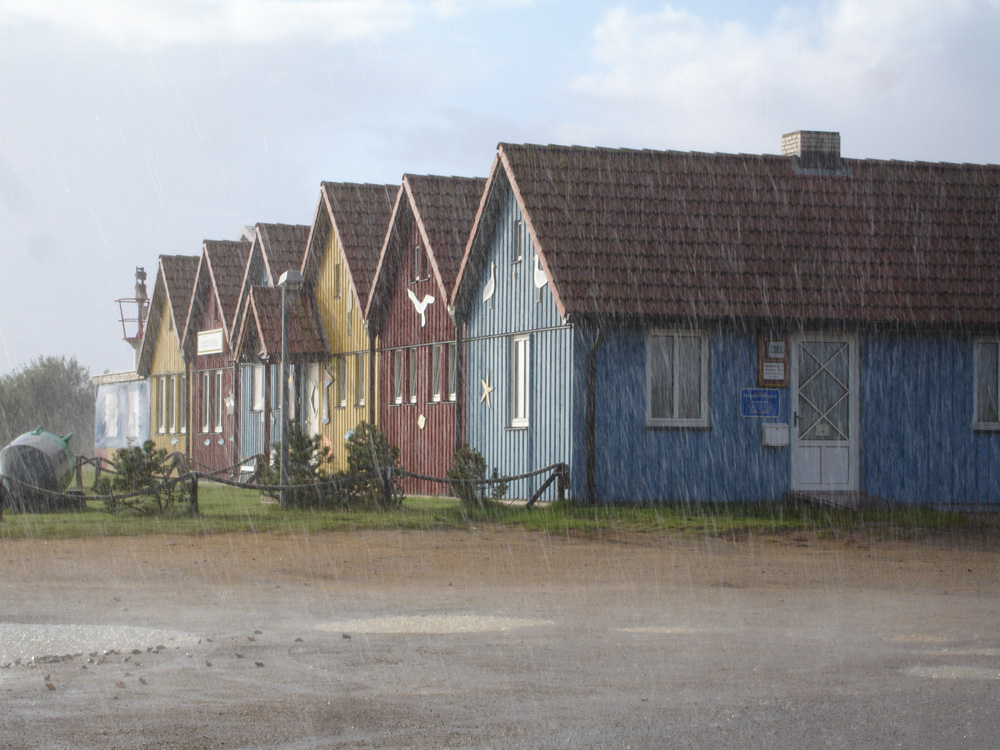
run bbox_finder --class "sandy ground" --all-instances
[2,526,999,749]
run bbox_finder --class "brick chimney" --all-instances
[782,130,842,173]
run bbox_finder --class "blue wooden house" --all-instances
[230,223,314,463]
[451,132,1000,508]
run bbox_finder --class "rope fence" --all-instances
[0,455,570,515]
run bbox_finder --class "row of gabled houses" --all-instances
[94,130,1000,508]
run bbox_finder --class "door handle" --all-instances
[793,411,799,427]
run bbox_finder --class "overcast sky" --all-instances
[1,0,999,377]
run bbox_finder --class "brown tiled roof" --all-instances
[204,239,252,337]
[455,142,1000,326]
[309,182,396,310]
[406,174,487,292]
[161,255,200,334]
[257,223,310,284]
[367,174,485,330]
[136,254,199,376]
[234,286,326,360]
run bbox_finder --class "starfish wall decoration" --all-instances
[480,373,494,410]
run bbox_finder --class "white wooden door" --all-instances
[790,333,859,491]
[303,363,321,436]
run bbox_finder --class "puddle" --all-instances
[906,665,1000,681]
[617,626,701,634]
[0,623,199,662]
[316,614,552,634]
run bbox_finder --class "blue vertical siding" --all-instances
[240,364,265,458]
[861,332,1000,508]
[578,326,790,503]
[464,191,573,499]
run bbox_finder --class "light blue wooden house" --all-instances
[452,133,1000,508]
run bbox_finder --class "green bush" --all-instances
[447,444,506,509]
[342,422,402,509]
[260,422,335,508]
[262,421,402,509]
[96,440,187,515]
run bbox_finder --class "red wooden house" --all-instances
[366,174,485,494]
[181,237,251,473]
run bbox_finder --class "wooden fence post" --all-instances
[188,474,199,514]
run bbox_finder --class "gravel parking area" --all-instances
[2,528,999,749]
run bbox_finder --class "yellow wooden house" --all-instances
[300,182,395,470]
[136,254,200,458]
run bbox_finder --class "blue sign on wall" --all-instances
[740,388,780,418]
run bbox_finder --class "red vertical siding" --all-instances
[377,224,456,495]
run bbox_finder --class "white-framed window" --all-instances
[179,375,187,434]
[409,347,417,404]
[646,330,709,428]
[974,338,1000,429]
[213,370,224,432]
[157,376,167,434]
[448,342,457,402]
[346,288,353,338]
[431,344,442,402]
[513,219,524,263]
[201,372,211,432]
[393,350,403,404]
[166,376,176,433]
[333,260,341,299]
[355,354,365,407]
[337,356,347,408]
[413,244,422,282]
[105,392,119,439]
[251,364,264,411]
[510,334,529,427]
[173,376,183,434]
[127,387,139,438]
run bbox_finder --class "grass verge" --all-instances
[1,481,995,542]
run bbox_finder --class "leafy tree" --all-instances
[0,356,94,454]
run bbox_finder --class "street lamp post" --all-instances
[277,269,303,509]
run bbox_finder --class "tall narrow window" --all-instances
[355,354,365,407]
[333,260,341,298]
[172,376,182,434]
[201,372,211,432]
[252,364,264,411]
[179,375,188,433]
[346,289,353,338]
[409,347,418,404]
[213,370,224,432]
[127,387,139,438]
[105,392,119,439]
[511,335,529,427]
[513,219,524,263]
[448,342,457,402]
[431,345,442,402]
[337,356,347,408]
[167,375,176,433]
[413,245,422,281]
[975,339,1000,428]
[157,377,166,434]
[646,330,709,427]
[393,350,403,404]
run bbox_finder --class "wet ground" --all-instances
[2,527,999,748]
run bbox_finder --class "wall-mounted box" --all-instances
[761,422,789,447]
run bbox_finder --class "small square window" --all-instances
[975,339,1000,429]
[646,330,709,428]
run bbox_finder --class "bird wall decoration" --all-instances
[407,288,435,327]
[533,254,548,303]
[482,261,496,309]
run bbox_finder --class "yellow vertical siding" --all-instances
[313,231,378,472]
[148,295,188,456]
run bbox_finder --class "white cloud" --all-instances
[568,0,1000,161]
[0,0,419,47]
